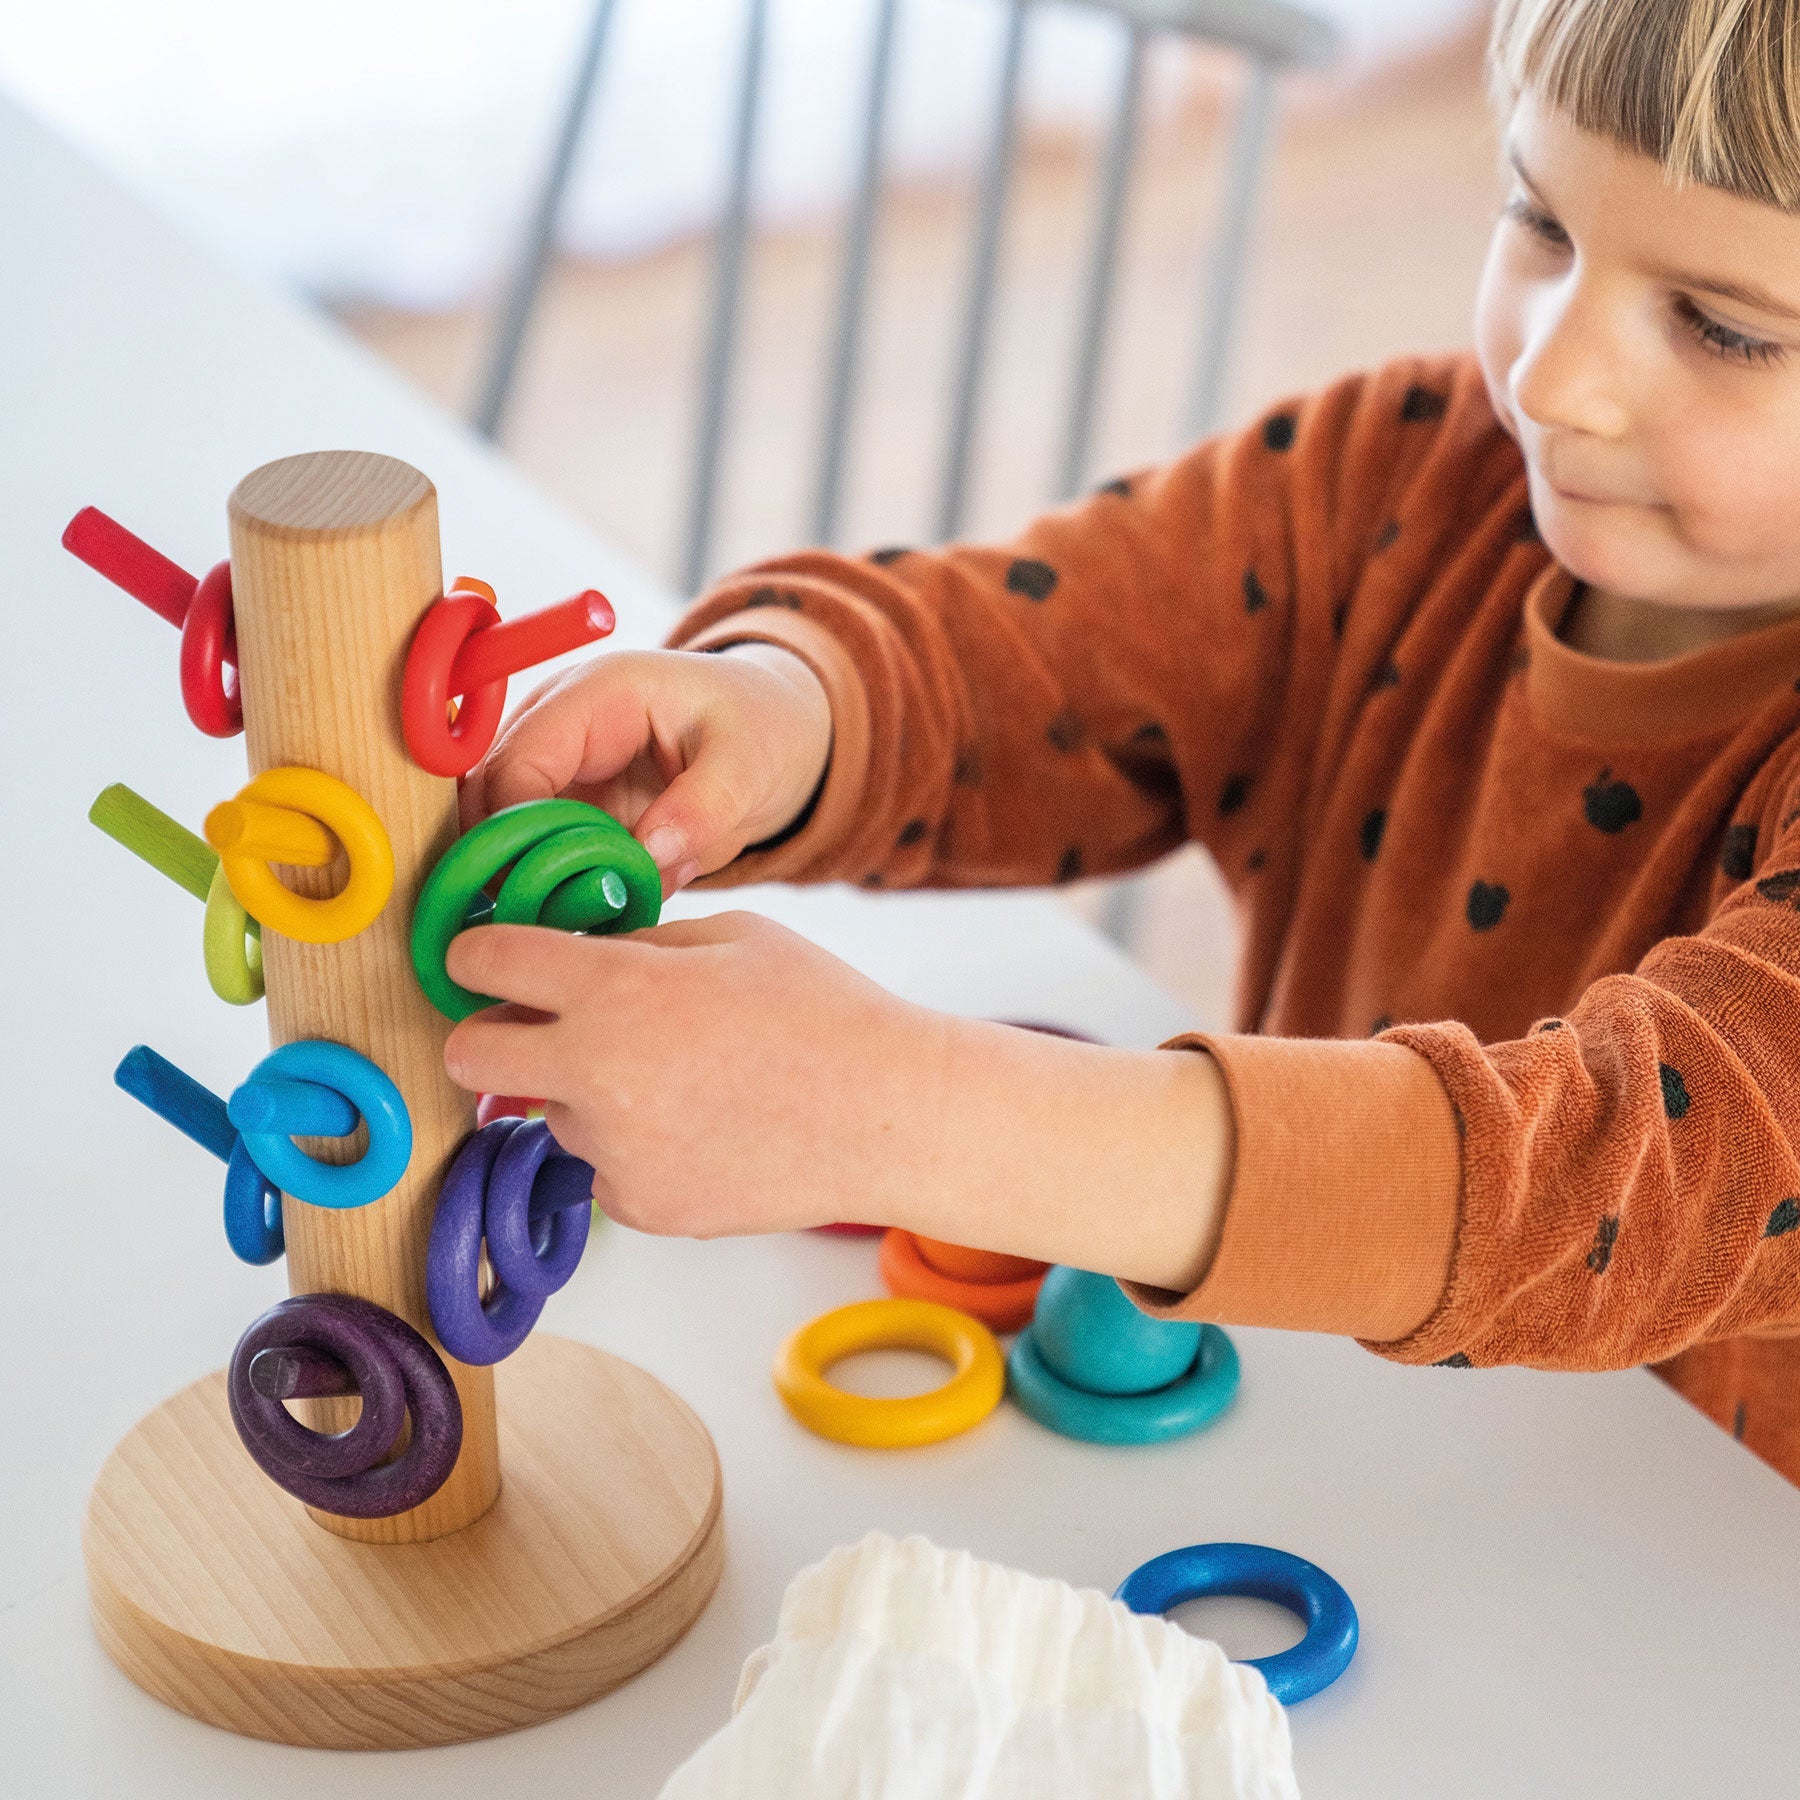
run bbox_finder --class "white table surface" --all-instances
[3,93,1798,1798]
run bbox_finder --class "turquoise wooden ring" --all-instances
[228,1040,411,1210]
[1007,1320,1239,1445]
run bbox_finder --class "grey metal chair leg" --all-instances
[935,0,1030,545]
[1058,24,1146,502]
[1185,55,1278,442]
[472,0,619,443]
[682,0,771,595]
[813,0,903,548]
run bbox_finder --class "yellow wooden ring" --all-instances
[772,1298,1004,1448]
[206,767,395,945]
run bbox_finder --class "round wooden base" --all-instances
[82,1334,723,1749]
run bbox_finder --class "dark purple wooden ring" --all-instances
[426,1117,593,1366]
[226,1293,462,1518]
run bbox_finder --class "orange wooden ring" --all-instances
[878,1229,1047,1333]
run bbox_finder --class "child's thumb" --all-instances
[634,757,760,886]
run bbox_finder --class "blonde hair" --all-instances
[1490,0,1800,208]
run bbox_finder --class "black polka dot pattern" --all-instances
[1582,768,1642,833]
[1262,412,1297,452]
[1359,808,1386,861]
[1766,1198,1800,1238]
[1514,512,1541,543]
[952,748,983,786]
[1331,600,1348,639]
[1374,519,1401,551]
[1132,722,1169,746]
[1659,1063,1690,1120]
[746,585,803,610]
[1370,657,1401,692]
[868,546,910,566]
[1434,1353,1473,1369]
[1756,868,1800,907]
[1046,710,1084,753]
[1246,847,1267,872]
[1721,823,1757,882]
[1006,558,1058,601]
[1734,1402,1748,1440]
[1096,476,1132,498]
[1585,1214,1619,1274]
[1369,1014,1393,1036]
[1467,881,1509,930]
[896,818,927,848]
[1539,1019,1564,1032]
[1056,846,1083,883]
[1242,569,1270,613]
[1218,774,1250,815]
[1400,384,1448,423]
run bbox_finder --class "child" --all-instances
[446,0,1800,1487]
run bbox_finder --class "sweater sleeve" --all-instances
[666,358,1461,892]
[1128,736,1800,1370]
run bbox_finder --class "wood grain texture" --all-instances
[83,1335,725,1749]
[226,451,495,1542]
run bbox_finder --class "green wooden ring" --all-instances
[411,800,662,1020]
[204,862,264,1005]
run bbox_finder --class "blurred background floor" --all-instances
[340,24,1498,1028]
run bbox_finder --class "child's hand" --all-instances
[441,911,956,1238]
[459,643,832,892]
[440,912,1234,1288]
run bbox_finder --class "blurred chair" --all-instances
[473,0,1336,944]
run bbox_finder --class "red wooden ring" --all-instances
[879,1228,1047,1333]
[402,591,507,778]
[178,561,242,738]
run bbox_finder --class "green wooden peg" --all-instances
[89,782,218,902]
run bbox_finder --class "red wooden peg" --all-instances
[62,506,243,737]
[62,507,197,629]
[449,589,615,693]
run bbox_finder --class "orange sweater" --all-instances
[670,352,1800,1485]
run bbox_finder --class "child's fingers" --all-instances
[632,747,778,881]
[474,667,660,820]
[444,923,592,1016]
[443,1010,563,1103]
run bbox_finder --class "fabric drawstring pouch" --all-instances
[658,1532,1299,1799]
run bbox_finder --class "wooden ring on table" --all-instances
[772,1298,1004,1448]
[227,1040,411,1211]
[426,1117,594,1365]
[411,799,661,1020]
[1114,1543,1359,1705]
[1006,1320,1239,1446]
[227,1294,462,1519]
[205,766,394,945]
[401,587,506,778]
[178,559,242,737]
[202,861,264,1004]
[878,1228,1047,1333]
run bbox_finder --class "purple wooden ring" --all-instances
[227,1293,462,1518]
[426,1117,593,1366]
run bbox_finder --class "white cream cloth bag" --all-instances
[658,1532,1299,1799]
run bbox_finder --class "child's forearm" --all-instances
[882,1017,1235,1293]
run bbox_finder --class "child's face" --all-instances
[1476,88,1800,612]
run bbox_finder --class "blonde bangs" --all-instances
[1490,0,1800,209]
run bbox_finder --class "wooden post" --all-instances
[81,451,723,1745]
[225,449,496,1542]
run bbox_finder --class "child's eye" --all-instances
[1674,294,1788,367]
[1503,192,1569,249]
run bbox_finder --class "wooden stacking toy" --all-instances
[1007,1265,1241,1445]
[74,453,721,1749]
[879,1231,1048,1332]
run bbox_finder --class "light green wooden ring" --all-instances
[204,863,265,1005]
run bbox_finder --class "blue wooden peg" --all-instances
[114,1044,236,1162]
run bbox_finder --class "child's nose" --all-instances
[1512,286,1632,441]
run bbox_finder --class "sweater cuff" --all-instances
[668,607,875,887]
[1121,1034,1463,1344]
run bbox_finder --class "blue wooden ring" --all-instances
[229,1040,412,1209]
[223,1137,284,1264]
[1114,1543,1358,1704]
[1006,1321,1239,1444]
